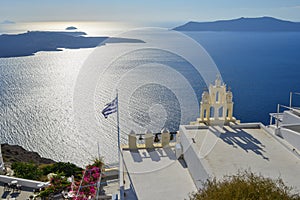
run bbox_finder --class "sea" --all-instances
[1,22,300,167]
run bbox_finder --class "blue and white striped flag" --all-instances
[102,97,118,118]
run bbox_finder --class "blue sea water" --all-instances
[185,31,300,124]
[1,27,300,166]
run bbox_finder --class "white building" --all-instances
[119,78,300,200]
[268,92,300,152]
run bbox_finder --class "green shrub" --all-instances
[39,163,54,176]
[190,171,300,200]
[11,162,42,180]
[39,162,83,179]
[50,162,82,178]
[11,161,83,181]
[40,162,82,177]
[91,158,104,168]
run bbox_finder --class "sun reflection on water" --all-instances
[0,21,136,36]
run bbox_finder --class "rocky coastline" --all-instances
[1,143,56,166]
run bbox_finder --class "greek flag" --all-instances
[102,97,118,118]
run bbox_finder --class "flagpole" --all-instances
[96,142,101,199]
[116,90,123,200]
[97,142,100,160]
[101,91,121,199]
[116,90,120,156]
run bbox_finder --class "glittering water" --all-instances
[1,24,300,166]
[0,49,94,166]
[0,21,135,36]
[0,46,205,167]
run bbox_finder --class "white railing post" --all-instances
[276,104,280,128]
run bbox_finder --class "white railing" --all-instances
[0,175,48,189]
[269,100,300,126]
[289,92,300,108]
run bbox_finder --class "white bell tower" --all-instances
[192,75,237,125]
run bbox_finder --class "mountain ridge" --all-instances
[173,16,300,32]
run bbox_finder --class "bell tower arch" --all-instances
[192,75,237,125]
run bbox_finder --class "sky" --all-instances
[1,0,300,26]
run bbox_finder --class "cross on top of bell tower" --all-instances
[215,74,222,87]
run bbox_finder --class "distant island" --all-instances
[66,26,78,30]
[1,20,15,24]
[173,16,300,32]
[0,31,144,58]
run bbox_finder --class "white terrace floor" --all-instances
[183,125,300,191]
[122,147,196,200]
